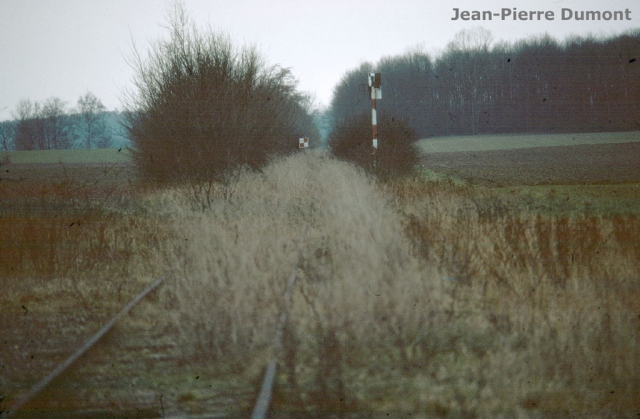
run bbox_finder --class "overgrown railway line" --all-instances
[3,266,300,418]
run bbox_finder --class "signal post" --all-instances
[368,72,382,169]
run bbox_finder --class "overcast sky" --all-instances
[0,0,638,121]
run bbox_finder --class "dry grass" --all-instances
[0,162,167,285]
[161,152,433,407]
[392,175,640,416]
[161,151,640,416]
[0,161,179,416]
[2,150,638,417]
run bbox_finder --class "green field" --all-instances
[417,130,640,153]
[1,147,131,164]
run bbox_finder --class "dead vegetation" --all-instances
[1,150,639,417]
[392,175,640,415]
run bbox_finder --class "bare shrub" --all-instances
[123,3,319,188]
[328,112,420,180]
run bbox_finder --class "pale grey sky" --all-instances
[0,0,638,121]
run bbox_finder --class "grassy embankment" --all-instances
[1,142,638,417]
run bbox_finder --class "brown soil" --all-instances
[421,141,640,186]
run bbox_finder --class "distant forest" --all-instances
[0,92,129,151]
[330,28,640,138]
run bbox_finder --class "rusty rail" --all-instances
[3,275,167,417]
[251,266,297,419]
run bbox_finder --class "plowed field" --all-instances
[421,141,640,186]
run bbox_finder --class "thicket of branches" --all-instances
[330,28,640,138]
[328,112,419,180]
[123,4,319,185]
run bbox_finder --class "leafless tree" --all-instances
[449,27,494,51]
[13,98,75,150]
[41,97,74,149]
[13,99,34,122]
[76,91,108,148]
[13,99,39,150]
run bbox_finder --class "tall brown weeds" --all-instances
[158,152,639,415]
[162,151,438,407]
[0,162,171,303]
[4,151,637,417]
[393,175,640,415]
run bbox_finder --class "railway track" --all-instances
[2,276,167,418]
[2,266,299,419]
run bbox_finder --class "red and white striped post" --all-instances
[368,72,382,170]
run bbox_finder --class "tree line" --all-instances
[0,92,127,151]
[330,27,640,138]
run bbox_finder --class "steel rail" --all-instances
[3,274,168,418]
[250,267,297,419]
